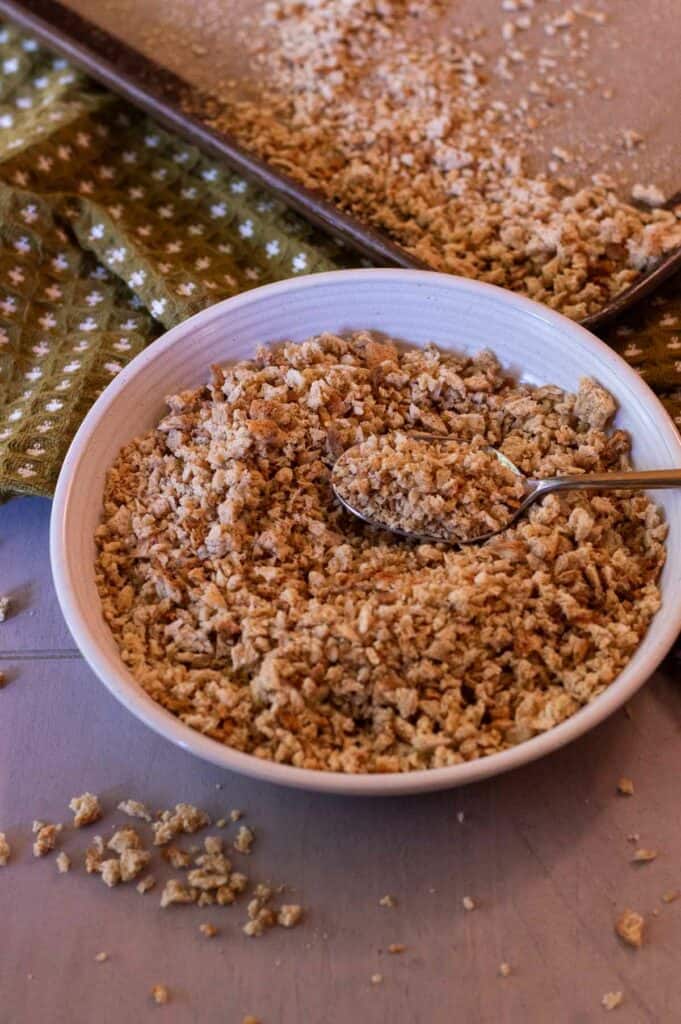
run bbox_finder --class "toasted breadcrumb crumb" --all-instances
[152,804,210,846]
[632,848,658,864]
[371,974,383,985]
[462,896,476,911]
[117,799,152,822]
[95,952,109,963]
[0,670,6,688]
[242,1017,261,1024]
[56,851,71,873]
[0,832,10,866]
[162,845,192,869]
[499,962,512,977]
[160,878,197,908]
[601,991,624,1011]
[32,823,61,857]
[216,818,228,829]
[230,810,244,822]
[387,943,405,954]
[631,184,666,208]
[69,793,102,828]
[151,984,169,1005]
[108,827,142,853]
[137,875,156,894]
[234,826,255,854]
[99,859,122,888]
[615,909,645,949]
[662,890,680,904]
[379,894,396,908]
[0,596,10,621]
[120,848,151,882]
[85,836,104,874]
[277,905,303,928]
[199,922,218,938]
[617,778,634,796]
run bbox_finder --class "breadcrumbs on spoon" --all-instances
[0,832,10,866]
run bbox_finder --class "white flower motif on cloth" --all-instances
[176,281,196,296]
[38,312,57,330]
[17,464,37,478]
[16,97,33,110]
[76,316,97,332]
[292,253,308,272]
[128,186,145,200]
[44,284,62,300]
[230,180,247,193]
[24,366,42,381]
[21,205,39,224]
[0,29,9,43]
[12,170,28,187]
[136,224,152,237]
[120,318,138,330]
[0,429,12,441]
[173,150,190,163]
[32,341,50,357]
[90,266,110,281]
[158,205,174,219]
[106,247,127,265]
[265,239,280,258]
[144,134,159,147]
[37,154,53,172]
[195,256,210,270]
[113,338,132,351]
[79,180,95,195]
[201,168,218,182]
[3,57,19,74]
[57,144,72,161]
[7,138,24,150]
[0,295,16,316]
[187,224,204,236]
[121,150,137,163]
[239,219,254,238]
[72,340,89,353]
[85,290,104,306]
[157,262,172,273]
[33,76,48,88]
[22,37,39,51]
[104,360,122,374]
[210,202,227,218]
[26,444,45,456]
[76,132,91,148]
[98,165,115,180]
[128,269,146,288]
[107,204,123,220]
[45,399,63,412]
[51,253,69,271]
[151,168,168,181]
[7,267,24,285]
[245,268,260,280]
[0,328,9,346]
[8,408,23,421]
[166,241,182,254]
[0,114,14,128]
[63,360,81,373]
[57,73,75,86]
[150,298,166,318]
[89,223,105,240]
[667,337,681,351]
[181,187,197,199]
[36,420,53,434]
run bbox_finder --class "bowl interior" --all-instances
[51,270,681,795]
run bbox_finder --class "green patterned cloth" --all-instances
[0,20,679,499]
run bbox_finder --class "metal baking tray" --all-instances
[1,0,680,332]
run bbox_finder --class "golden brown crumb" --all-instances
[379,894,396,908]
[0,832,10,866]
[85,836,104,874]
[117,799,152,822]
[152,804,210,846]
[601,991,624,1011]
[32,823,61,857]
[499,962,512,977]
[162,845,192,869]
[230,809,244,822]
[94,952,109,963]
[662,890,680,904]
[370,974,383,985]
[204,836,223,855]
[108,828,142,854]
[277,904,303,929]
[56,852,71,874]
[632,848,658,864]
[151,984,169,1005]
[615,909,645,949]
[160,878,197,908]
[120,848,152,882]
[0,596,10,621]
[216,818,228,829]
[137,875,156,894]
[0,670,6,688]
[69,793,102,828]
[199,922,218,938]
[387,943,405,954]
[99,859,122,888]
[234,826,255,855]
[617,777,634,796]
[242,1017,261,1024]
[462,896,476,911]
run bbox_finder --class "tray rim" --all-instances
[1,0,680,332]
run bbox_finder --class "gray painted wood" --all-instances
[1,496,680,1024]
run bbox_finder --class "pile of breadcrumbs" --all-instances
[95,332,666,773]
[333,433,526,542]
[204,0,681,319]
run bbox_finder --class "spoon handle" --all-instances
[534,468,681,496]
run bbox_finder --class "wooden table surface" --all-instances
[1,495,681,1024]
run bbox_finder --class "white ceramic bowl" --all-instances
[50,269,681,795]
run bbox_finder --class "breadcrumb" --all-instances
[69,793,102,828]
[379,894,396,908]
[387,943,405,954]
[99,859,122,888]
[108,828,142,853]
[617,777,634,796]
[120,848,151,882]
[95,952,109,963]
[0,832,10,866]
[662,890,680,904]
[199,922,218,938]
[632,848,658,864]
[117,799,152,822]
[32,823,61,857]
[162,845,192,869]
[370,974,383,985]
[234,826,255,855]
[0,596,10,621]
[152,804,210,846]
[230,809,244,822]
[601,991,624,1011]
[277,904,303,928]
[56,851,71,874]
[615,909,645,949]
[499,962,512,977]
[462,896,476,911]
[85,836,104,874]
[160,878,197,908]
[151,984,169,1005]
[137,875,156,894]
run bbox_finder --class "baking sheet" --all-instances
[1,0,681,330]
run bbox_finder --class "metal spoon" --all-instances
[331,432,681,545]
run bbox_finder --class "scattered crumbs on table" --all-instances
[662,890,681,904]
[230,809,244,822]
[499,962,512,977]
[216,818,228,829]
[379,894,396,908]
[615,909,645,949]
[601,991,624,1011]
[370,973,383,985]
[387,944,406,955]
[56,851,71,874]
[0,595,10,622]
[94,952,109,963]
[0,832,10,866]
[277,905,303,929]
[151,984,170,1005]
[617,777,635,796]
[234,825,255,854]
[32,822,62,858]
[457,811,465,824]
[632,848,658,864]
[199,922,218,938]
[462,896,477,911]
[69,792,103,828]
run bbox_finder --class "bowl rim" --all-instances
[50,268,681,796]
